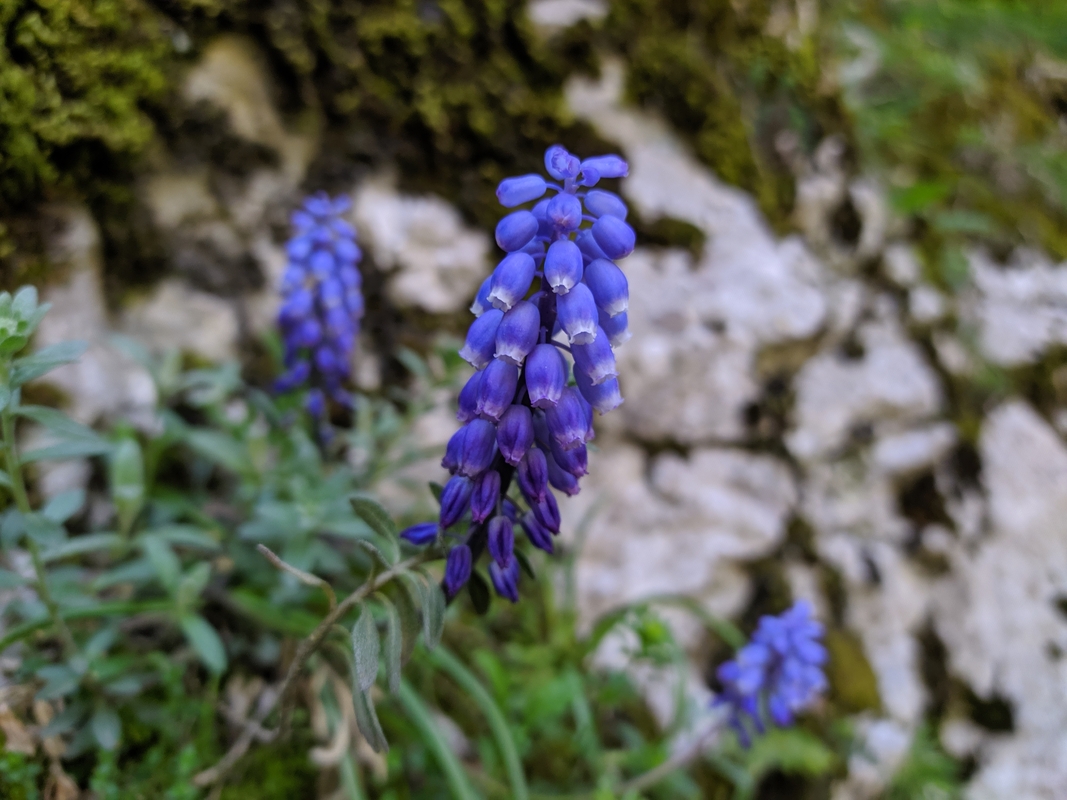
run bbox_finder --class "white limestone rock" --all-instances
[121,279,240,364]
[353,174,490,314]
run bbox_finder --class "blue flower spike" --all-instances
[402,146,635,605]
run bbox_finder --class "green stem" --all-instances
[1,407,78,656]
[397,678,481,800]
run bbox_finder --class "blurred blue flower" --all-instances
[715,601,828,747]
[276,192,364,433]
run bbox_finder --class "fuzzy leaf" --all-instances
[380,596,402,694]
[90,707,121,751]
[421,578,445,651]
[351,604,380,693]
[42,489,85,524]
[179,614,227,674]
[352,686,389,754]
[349,495,399,560]
[11,340,88,386]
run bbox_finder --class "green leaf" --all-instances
[349,495,399,557]
[0,567,27,589]
[396,680,478,799]
[179,614,227,675]
[0,470,13,490]
[35,665,79,700]
[11,340,88,386]
[16,405,99,441]
[21,439,113,463]
[183,428,249,474]
[141,537,180,594]
[429,481,445,503]
[352,686,389,754]
[11,286,37,319]
[468,570,490,615]
[109,436,144,534]
[90,707,121,751]
[138,524,219,551]
[514,549,536,580]
[380,596,402,695]
[175,562,212,611]
[41,533,122,564]
[351,604,380,693]
[429,647,528,800]
[42,489,85,524]
[744,728,836,780]
[420,577,445,651]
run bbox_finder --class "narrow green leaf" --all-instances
[421,579,445,651]
[141,538,181,594]
[352,687,389,754]
[514,549,536,580]
[396,680,479,800]
[109,437,145,534]
[11,286,37,318]
[184,428,249,474]
[429,647,528,800]
[351,604,380,693]
[11,340,88,386]
[41,489,85,524]
[41,533,122,564]
[21,439,112,463]
[175,562,212,611]
[90,707,121,751]
[179,614,227,674]
[429,481,445,503]
[380,596,402,695]
[0,469,13,490]
[138,525,219,551]
[468,570,490,615]
[349,495,399,560]
[0,567,28,589]
[15,406,100,441]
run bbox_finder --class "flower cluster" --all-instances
[401,145,636,603]
[275,193,365,433]
[714,601,828,746]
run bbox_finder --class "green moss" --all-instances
[824,629,881,714]
[219,735,319,800]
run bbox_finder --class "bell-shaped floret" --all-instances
[457,370,483,423]
[580,154,629,180]
[488,253,536,312]
[443,544,473,597]
[516,447,549,504]
[599,308,632,348]
[459,308,504,369]
[545,387,589,450]
[439,476,473,528]
[591,215,636,260]
[497,405,534,466]
[445,418,499,477]
[489,558,520,602]
[545,451,581,496]
[531,491,561,534]
[583,189,628,220]
[497,174,547,207]
[525,344,567,408]
[572,326,618,386]
[575,368,624,414]
[545,145,580,180]
[488,516,514,568]
[470,275,493,317]
[400,522,438,546]
[521,512,554,553]
[576,229,609,262]
[475,359,519,422]
[584,259,629,317]
[470,470,501,524]
[495,211,539,252]
[544,239,583,295]
[546,193,582,233]
[557,283,599,345]
[494,301,540,366]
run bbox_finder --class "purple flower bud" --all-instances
[294,318,323,348]
[400,522,438,545]
[545,145,580,180]
[439,476,473,528]
[488,516,514,568]
[489,558,520,602]
[444,544,473,597]
[517,447,549,504]
[550,438,588,478]
[545,387,588,450]
[306,389,326,419]
[287,236,313,260]
[531,491,561,534]
[455,418,499,477]
[274,360,311,392]
[576,229,609,262]
[336,238,361,264]
[280,288,314,323]
[310,249,337,279]
[557,283,599,345]
[476,358,519,422]
[546,193,582,233]
[522,512,554,553]
[495,301,540,366]
[488,253,536,312]
[497,405,534,466]
[457,370,483,422]
[471,470,501,524]
[525,344,567,408]
[459,308,504,369]
[495,211,539,252]
[315,345,340,374]
[572,326,618,386]
[546,451,581,496]
[584,259,629,317]
[581,155,629,179]
[544,239,584,295]
[574,368,623,414]
[470,275,493,317]
[599,308,632,348]
[497,174,547,207]
[583,189,628,220]
[592,215,636,260]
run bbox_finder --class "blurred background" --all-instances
[2,0,1067,797]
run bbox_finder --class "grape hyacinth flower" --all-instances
[405,145,637,604]
[714,601,828,747]
[275,192,364,438]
